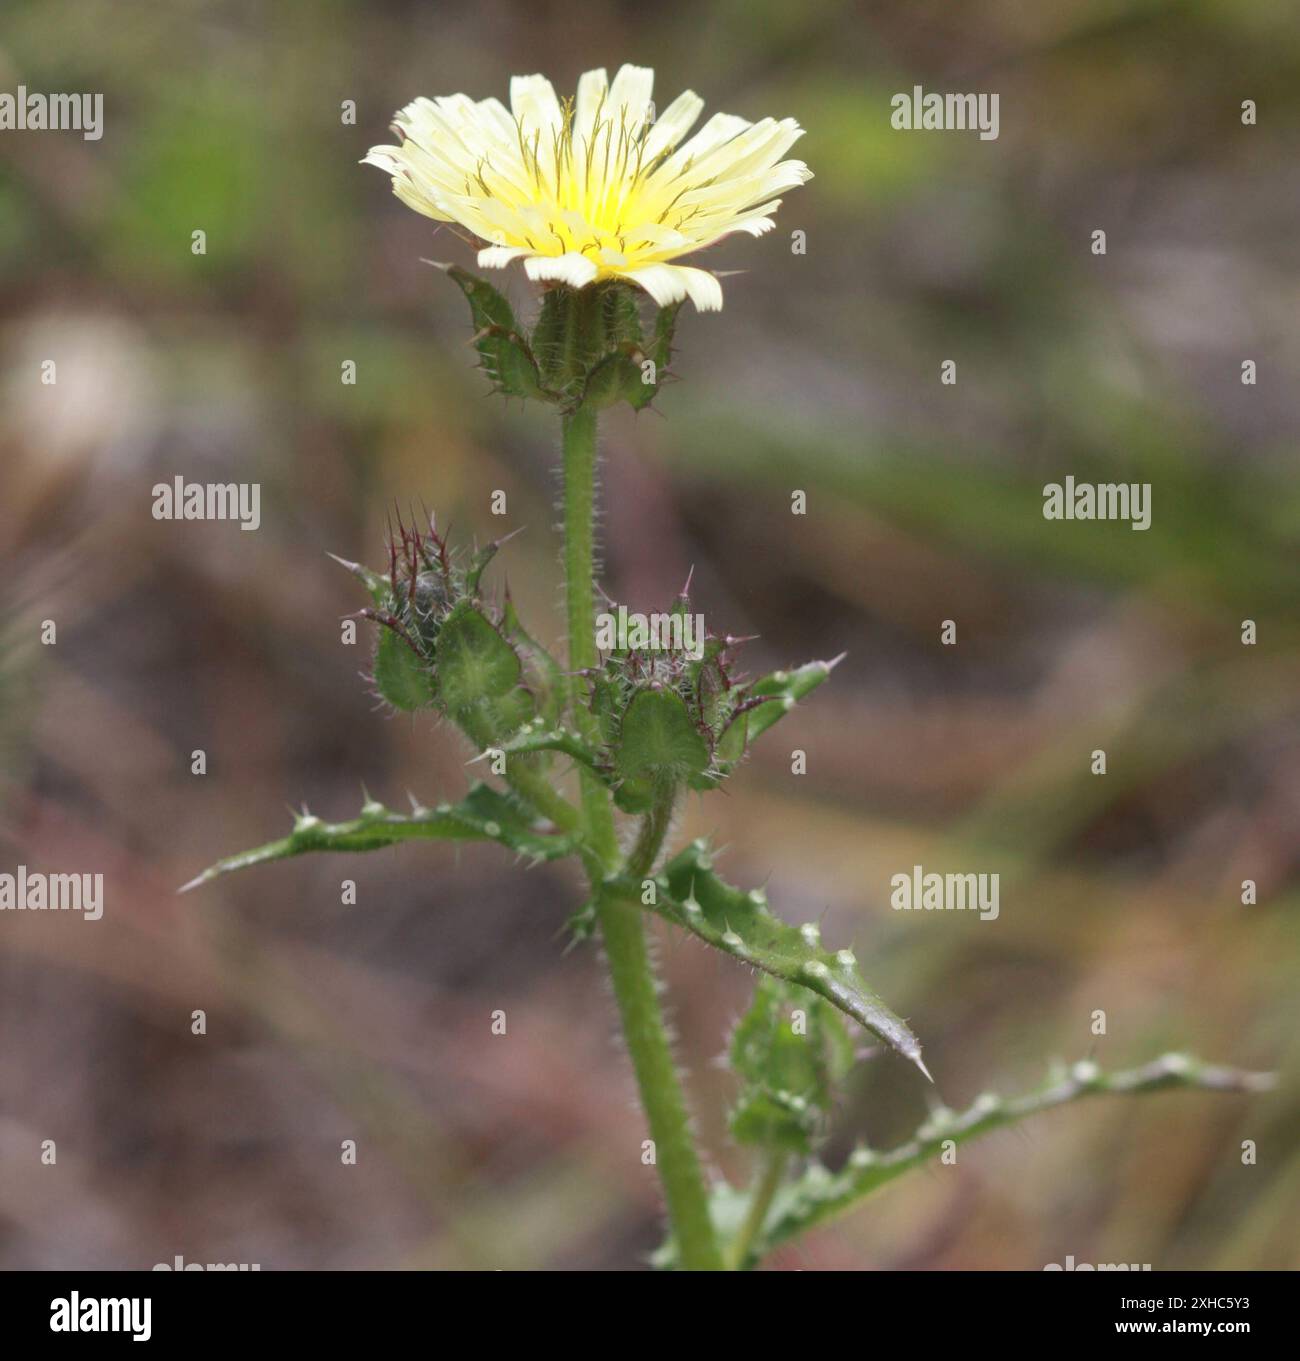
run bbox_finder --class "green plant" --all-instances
[184,66,1273,1270]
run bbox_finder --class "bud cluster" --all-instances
[587,582,791,812]
[334,512,547,752]
[338,522,835,825]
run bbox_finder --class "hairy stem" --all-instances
[561,403,721,1271]
[595,884,722,1270]
[559,405,598,674]
[456,712,581,836]
[627,784,677,879]
[561,403,620,869]
[505,762,582,835]
[725,1150,787,1271]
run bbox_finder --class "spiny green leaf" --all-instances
[739,657,841,744]
[180,782,576,891]
[373,626,437,712]
[436,600,535,745]
[564,896,599,946]
[745,1053,1276,1262]
[328,552,388,605]
[502,596,567,727]
[464,534,512,596]
[613,840,927,1076]
[474,324,555,401]
[729,976,857,1154]
[445,266,553,401]
[498,719,602,771]
[613,688,712,813]
[656,1051,1273,1270]
[330,552,437,711]
[446,264,518,331]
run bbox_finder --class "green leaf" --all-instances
[373,626,436,712]
[718,656,841,760]
[328,552,388,605]
[742,658,840,742]
[501,596,566,727]
[616,840,928,1076]
[330,553,437,711]
[656,1051,1273,1270]
[729,976,857,1154]
[180,782,576,891]
[746,1053,1276,1261]
[445,266,553,401]
[612,688,712,812]
[435,601,535,745]
[499,720,602,772]
[464,535,508,596]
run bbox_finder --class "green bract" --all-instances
[612,688,712,812]
[443,266,679,414]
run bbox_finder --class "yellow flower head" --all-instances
[364,64,811,311]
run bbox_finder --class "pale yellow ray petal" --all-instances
[622,222,697,252]
[525,252,600,287]
[606,64,656,132]
[391,175,454,222]
[574,68,609,144]
[643,89,706,161]
[624,262,723,311]
[700,213,777,244]
[477,245,532,268]
[678,265,725,311]
[649,111,751,184]
[510,73,564,137]
[680,118,804,187]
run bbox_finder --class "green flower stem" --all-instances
[561,402,722,1271]
[724,1150,787,1271]
[627,784,677,879]
[456,711,582,836]
[561,403,621,873]
[594,884,723,1270]
[504,763,582,835]
[559,406,598,668]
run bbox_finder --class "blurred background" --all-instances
[2,0,1298,1270]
